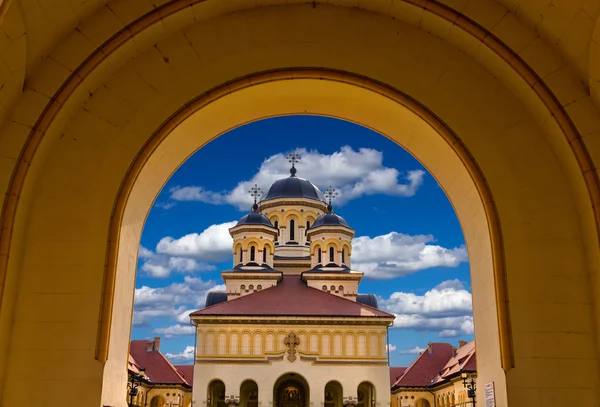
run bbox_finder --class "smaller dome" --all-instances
[236,208,275,227]
[310,205,349,228]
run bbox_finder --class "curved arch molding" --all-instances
[1,0,599,373]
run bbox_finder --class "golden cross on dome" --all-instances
[324,186,338,205]
[284,331,300,362]
[249,184,262,204]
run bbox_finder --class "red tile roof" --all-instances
[175,365,194,385]
[390,367,407,385]
[432,340,476,384]
[392,343,455,388]
[191,276,393,318]
[391,341,477,389]
[130,340,191,386]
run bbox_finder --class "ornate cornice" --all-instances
[191,316,394,325]
[261,200,328,211]
[307,228,355,238]
[195,355,284,364]
[222,273,282,281]
[230,227,278,237]
[300,356,388,365]
[302,274,362,281]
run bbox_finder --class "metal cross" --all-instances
[324,186,338,205]
[286,151,301,168]
[249,184,262,204]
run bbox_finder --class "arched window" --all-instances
[306,220,310,230]
[274,220,279,236]
[263,247,268,263]
[289,219,295,241]
[329,247,334,262]
[239,247,243,263]
[250,246,255,262]
[318,249,322,264]
[342,248,345,263]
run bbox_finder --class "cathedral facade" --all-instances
[190,157,395,407]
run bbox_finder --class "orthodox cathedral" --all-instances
[190,154,395,407]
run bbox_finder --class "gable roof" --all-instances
[391,343,455,388]
[390,367,407,385]
[130,340,191,386]
[190,276,393,318]
[432,340,476,384]
[391,341,477,390]
[175,365,194,385]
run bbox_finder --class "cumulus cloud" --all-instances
[387,344,397,352]
[138,221,236,278]
[155,324,196,338]
[139,248,217,278]
[133,276,225,326]
[166,346,195,363]
[379,280,473,337]
[155,221,236,263]
[352,233,468,279]
[400,346,426,355]
[165,147,425,210]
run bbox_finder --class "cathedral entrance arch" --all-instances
[274,374,309,407]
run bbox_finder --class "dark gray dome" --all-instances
[310,212,349,228]
[264,174,325,202]
[236,211,275,227]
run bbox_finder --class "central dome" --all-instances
[263,170,325,202]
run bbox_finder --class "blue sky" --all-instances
[132,115,474,367]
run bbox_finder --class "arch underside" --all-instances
[0,2,597,407]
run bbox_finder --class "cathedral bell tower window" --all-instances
[250,246,256,262]
[318,249,322,264]
[289,220,295,241]
[329,247,335,263]
[263,247,268,263]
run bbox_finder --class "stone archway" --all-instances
[274,375,309,407]
[0,2,597,407]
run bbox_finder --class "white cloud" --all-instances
[352,233,468,279]
[166,346,195,363]
[399,346,426,355]
[138,221,236,278]
[139,249,217,278]
[155,324,195,338]
[166,147,425,210]
[133,277,226,326]
[387,344,397,352]
[379,280,472,317]
[438,330,459,338]
[379,280,473,337]
[170,187,226,204]
[155,221,236,263]
[391,314,474,336]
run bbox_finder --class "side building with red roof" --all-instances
[390,341,477,407]
[188,164,396,407]
[127,337,193,407]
